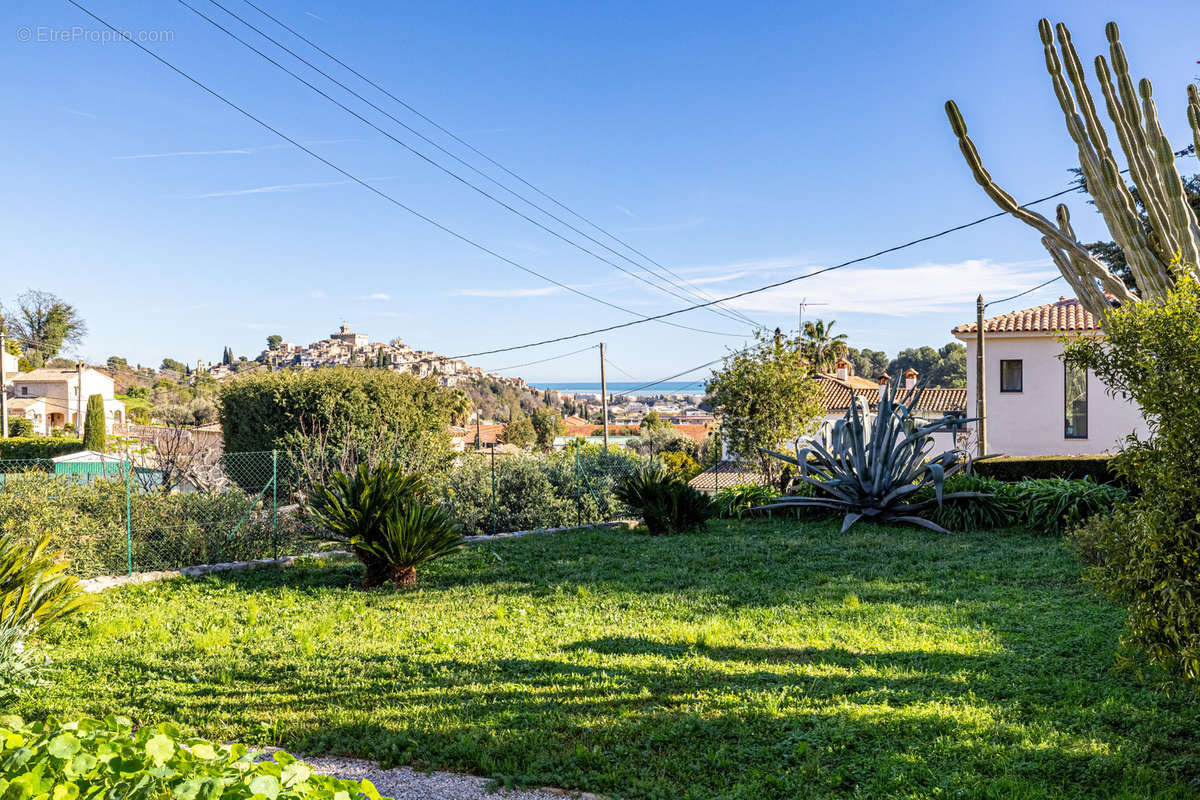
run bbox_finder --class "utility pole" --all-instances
[76,361,84,440]
[0,328,7,439]
[976,295,987,457]
[599,342,609,451]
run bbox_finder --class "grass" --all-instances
[20,519,1200,799]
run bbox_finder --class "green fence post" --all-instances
[271,450,279,559]
[125,460,133,576]
[490,447,497,537]
[575,446,582,527]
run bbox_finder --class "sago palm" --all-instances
[0,534,95,630]
[306,463,463,588]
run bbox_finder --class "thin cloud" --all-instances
[616,205,635,217]
[725,259,1058,316]
[116,139,358,160]
[364,293,391,301]
[455,287,563,298]
[304,11,325,21]
[57,107,97,119]
[183,175,395,199]
[307,289,327,299]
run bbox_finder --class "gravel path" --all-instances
[300,754,604,800]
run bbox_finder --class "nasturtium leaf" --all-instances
[52,782,80,800]
[145,734,176,766]
[247,775,279,800]
[190,744,217,761]
[196,778,225,800]
[48,734,81,760]
[280,762,310,787]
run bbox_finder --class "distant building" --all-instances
[6,366,126,435]
[330,324,369,349]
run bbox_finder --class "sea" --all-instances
[529,380,707,397]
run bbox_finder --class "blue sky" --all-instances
[3,0,1198,382]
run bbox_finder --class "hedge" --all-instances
[0,437,84,461]
[972,454,1123,485]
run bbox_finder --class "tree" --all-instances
[530,408,565,452]
[845,347,890,379]
[266,334,283,351]
[1066,272,1200,678]
[160,358,188,374]
[222,347,233,366]
[800,319,849,371]
[3,290,87,367]
[944,20,1200,315]
[705,329,823,483]
[886,342,966,388]
[640,410,667,431]
[501,413,535,449]
[82,394,106,451]
[106,356,129,372]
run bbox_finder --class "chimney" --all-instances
[877,373,890,401]
[835,358,849,381]
[904,367,918,391]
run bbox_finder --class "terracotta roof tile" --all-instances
[816,377,966,414]
[952,296,1100,335]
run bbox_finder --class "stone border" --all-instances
[80,520,638,592]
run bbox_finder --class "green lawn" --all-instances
[20,520,1200,799]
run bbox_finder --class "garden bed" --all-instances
[21,519,1200,799]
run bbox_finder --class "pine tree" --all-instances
[82,394,106,451]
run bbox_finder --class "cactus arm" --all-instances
[945,18,1200,315]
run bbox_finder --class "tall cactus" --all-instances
[945,19,1200,317]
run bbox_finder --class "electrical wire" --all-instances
[187,0,758,333]
[238,0,767,331]
[984,274,1065,308]
[483,344,596,373]
[603,356,637,380]
[619,356,727,395]
[70,0,742,340]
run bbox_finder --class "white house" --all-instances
[951,297,1148,456]
[6,367,126,435]
[814,360,967,452]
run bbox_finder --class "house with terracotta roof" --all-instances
[812,360,968,451]
[951,296,1147,456]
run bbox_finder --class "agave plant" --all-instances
[758,381,985,532]
[0,534,94,630]
[306,463,463,588]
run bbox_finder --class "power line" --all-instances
[188,0,759,333]
[984,274,1065,308]
[238,0,766,331]
[442,143,1198,361]
[70,0,742,340]
[484,344,596,373]
[621,356,726,395]
[603,356,637,380]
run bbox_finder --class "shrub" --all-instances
[1060,276,1200,678]
[306,463,463,588]
[440,454,576,535]
[1071,506,1200,678]
[972,454,1121,485]
[0,534,93,699]
[82,393,105,451]
[0,715,383,800]
[0,622,41,702]
[0,437,83,460]
[1010,477,1129,536]
[713,483,776,519]
[658,450,702,481]
[219,368,458,489]
[0,534,94,630]
[615,464,713,535]
[5,419,33,438]
[921,473,1019,533]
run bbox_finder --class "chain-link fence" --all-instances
[0,446,647,578]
